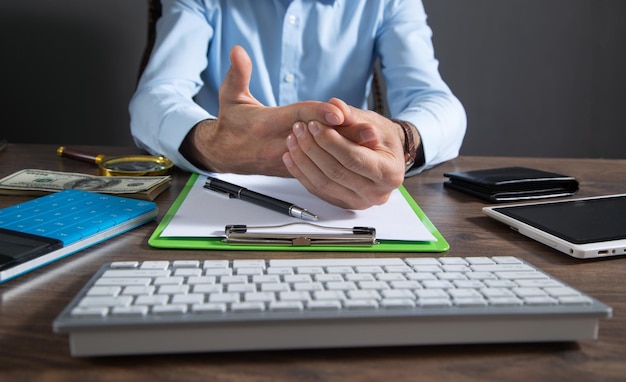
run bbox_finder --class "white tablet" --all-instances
[483,194,626,259]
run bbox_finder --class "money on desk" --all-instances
[0,169,171,201]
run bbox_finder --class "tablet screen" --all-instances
[492,195,626,244]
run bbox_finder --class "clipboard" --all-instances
[223,223,377,246]
[148,174,449,252]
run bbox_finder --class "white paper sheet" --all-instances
[161,174,435,242]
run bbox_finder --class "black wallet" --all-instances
[443,167,579,203]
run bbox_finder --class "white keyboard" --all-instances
[53,256,612,357]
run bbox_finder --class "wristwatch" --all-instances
[392,119,420,172]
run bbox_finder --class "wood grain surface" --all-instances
[0,144,624,382]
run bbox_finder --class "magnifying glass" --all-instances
[57,146,174,176]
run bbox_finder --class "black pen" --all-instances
[204,176,319,221]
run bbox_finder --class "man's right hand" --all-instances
[182,45,345,177]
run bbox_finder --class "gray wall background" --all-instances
[1,0,625,159]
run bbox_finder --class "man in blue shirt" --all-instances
[130,0,466,209]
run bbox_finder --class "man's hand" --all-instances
[282,98,412,210]
[183,45,344,176]
[183,45,412,210]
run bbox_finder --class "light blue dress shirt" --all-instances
[130,0,466,175]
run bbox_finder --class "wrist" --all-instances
[179,119,217,171]
[391,119,423,172]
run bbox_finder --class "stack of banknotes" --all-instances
[0,169,171,201]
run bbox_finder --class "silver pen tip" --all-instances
[289,206,319,221]
[301,210,319,221]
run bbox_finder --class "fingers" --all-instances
[283,121,398,209]
[328,98,354,124]
[220,45,257,106]
[282,143,366,209]
[327,98,380,148]
[279,101,344,129]
[336,123,380,149]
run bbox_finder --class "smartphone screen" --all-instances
[0,228,63,271]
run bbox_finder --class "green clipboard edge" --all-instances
[148,173,449,253]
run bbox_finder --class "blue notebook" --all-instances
[0,190,157,283]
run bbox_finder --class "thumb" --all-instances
[328,97,356,126]
[220,45,259,104]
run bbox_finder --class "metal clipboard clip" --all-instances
[224,223,377,246]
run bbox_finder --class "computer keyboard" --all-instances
[53,256,612,357]
[0,190,157,283]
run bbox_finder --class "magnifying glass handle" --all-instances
[57,146,106,165]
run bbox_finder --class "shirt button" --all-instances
[288,15,298,25]
[284,73,295,83]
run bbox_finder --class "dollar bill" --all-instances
[0,169,171,201]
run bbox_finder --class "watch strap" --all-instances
[391,119,418,172]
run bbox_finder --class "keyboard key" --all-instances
[381,290,415,300]
[70,306,109,318]
[193,284,222,294]
[358,281,389,290]
[175,269,203,278]
[173,260,200,268]
[454,298,488,307]
[419,298,452,308]
[488,297,524,306]
[314,291,346,301]
[232,302,266,313]
[233,260,266,269]
[203,260,229,269]
[95,278,151,287]
[308,300,342,310]
[559,296,593,305]
[122,286,156,296]
[227,284,257,293]
[152,305,188,315]
[140,261,171,270]
[381,299,416,309]
[279,291,311,302]
[205,268,232,276]
[192,303,227,314]
[112,306,149,317]
[439,257,468,265]
[244,292,275,303]
[448,289,483,299]
[269,301,304,312]
[110,262,140,269]
[86,286,122,297]
[154,277,184,286]
[326,281,357,291]
[79,296,133,308]
[480,288,516,298]
[158,285,190,294]
[259,283,289,292]
[344,300,379,310]
[209,293,240,304]
[102,269,170,278]
[513,287,547,297]
[172,294,205,305]
[135,295,169,306]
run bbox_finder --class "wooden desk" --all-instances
[0,144,624,381]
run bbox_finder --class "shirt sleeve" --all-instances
[129,0,214,173]
[378,1,467,175]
